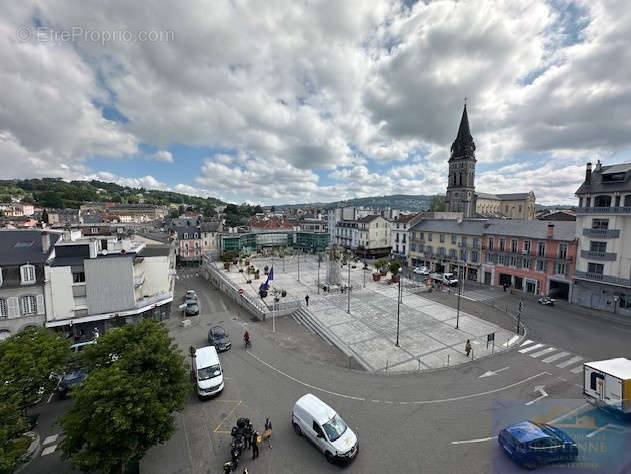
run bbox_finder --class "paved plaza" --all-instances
[216,255,519,372]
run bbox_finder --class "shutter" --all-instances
[36,295,45,315]
[20,266,26,283]
[8,297,18,318]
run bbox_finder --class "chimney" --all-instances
[547,223,554,239]
[585,162,592,184]
[595,160,602,171]
[41,231,51,254]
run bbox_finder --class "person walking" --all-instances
[244,420,252,450]
[251,430,260,459]
[264,418,273,448]
[465,339,472,357]
[305,294,309,306]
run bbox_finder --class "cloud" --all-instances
[147,150,173,162]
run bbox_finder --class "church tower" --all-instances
[445,104,477,218]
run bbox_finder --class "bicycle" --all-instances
[243,338,252,349]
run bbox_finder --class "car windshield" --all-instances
[213,328,226,337]
[533,423,561,442]
[323,414,348,442]
[198,364,221,381]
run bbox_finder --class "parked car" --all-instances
[208,326,231,352]
[70,339,97,353]
[413,266,430,275]
[193,346,224,399]
[292,393,359,464]
[442,272,458,286]
[184,289,197,300]
[58,369,88,398]
[538,296,555,306]
[498,421,578,469]
[185,302,199,316]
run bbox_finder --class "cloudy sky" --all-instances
[2,0,630,205]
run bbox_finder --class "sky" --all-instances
[1,0,631,206]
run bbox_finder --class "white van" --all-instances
[292,393,358,464]
[193,346,224,399]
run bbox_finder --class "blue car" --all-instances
[498,421,578,469]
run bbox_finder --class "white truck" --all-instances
[583,358,631,417]
[429,272,458,287]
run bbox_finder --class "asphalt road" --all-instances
[23,270,631,474]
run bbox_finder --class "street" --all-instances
[23,269,631,474]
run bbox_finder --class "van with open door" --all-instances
[583,358,631,418]
[291,393,358,464]
[193,346,224,399]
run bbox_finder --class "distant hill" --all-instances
[0,178,224,210]
[276,194,436,211]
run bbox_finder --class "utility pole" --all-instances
[297,252,300,282]
[346,251,351,314]
[363,259,366,288]
[517,300,523,334]
[395,274,401,346]
[317,256,321,294]
[455,266,462,329]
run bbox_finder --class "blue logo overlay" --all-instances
[493,399,631,472]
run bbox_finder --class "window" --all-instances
[451,234,457,244]
[536,260,545,272]
[449,249,457,258]
[20,264,36,285]
[402,234,406,244]
[461,236,467,247]
[183,233,188,239]
[523,240,531,254]
[625,195,631,207]
[488,237,494,250]
[72,272,86,283]
[620,293,631,309]
[428,233,433,242]
[91,227,99,234]
[499,239,505,251]
[473,237,479,248]
[590,241,606,253]
[419,232,424,241]
[20,295,37,315]
[471,251,479,263]
[519,205,522,213]
[440,234,445,243]
[578,197,583,207]
[511,239,518,253]
[411,243,416,252]
[615,196,621,207]
[554,263,568,275]
[592,219,609,229]
[194,233,198,239]
[0,298,6,319]
[558,243,567,259]
[460,249,467,261]
[587,262,604,274]
[594,195,611,207]
[0,267,2,287]
[537,242,546,257]
[586,196,591,207]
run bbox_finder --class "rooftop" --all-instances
[0,229,61,265]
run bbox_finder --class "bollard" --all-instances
[386,360,389,371]
[418,359,421,371]
[472,347,474,360]
[447,354,450,366]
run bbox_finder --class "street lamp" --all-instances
[455,266,463,329]
[346,250,351,314]
[297,252,300,282]
[317,254,321,295]
[363,258,366,288]
[395,273,401,346]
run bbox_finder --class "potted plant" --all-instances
[272,288,281,303]
[281,289,287,298]
[264,265,269,275]
[221,251,236,270]
[375,258,388,276]
[246,279,252,284]
[254,269,260,280]
[389,260,401,283]
[372,272,381,282]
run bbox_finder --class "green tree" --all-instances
[202,206,216,218]
[224,203,239,215]
[0,398,28,473]
[427,195,446,212]
[60,319,189,474]
[253,205,263,214]
[168,208,180,219]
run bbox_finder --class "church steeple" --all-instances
[450,104,476,161]
[445,102,477,218]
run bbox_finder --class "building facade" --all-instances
[481,221,576,298]
[476,192,537,219]
[391,213,422,264]
[571,161,631,315]
[0,230,61,340]
[445,105,477,218]
[356,215,392,258]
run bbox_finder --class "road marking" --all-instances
[452,436,497,445]
[525,385,548,406]
[570,366,584,374]
[213,400,243,434]
[503,335,520,347]
[479,367,510,378]
[247,351,550,405]
[530,347,557,358]
[549,402,589,424]
[520,339,534,347]
[542,352,570,363]
[586,425,608,439]
[41,445,57,456]
[556,356,583,368]
[43,434,59,445]
[519,343,544,354]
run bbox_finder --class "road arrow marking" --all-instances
[526,385,548,405]
[452,436,497,445]
[479,367,510,378]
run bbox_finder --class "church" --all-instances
[444,104,536,220]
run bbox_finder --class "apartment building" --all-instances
[391,213,422,264]
[356,215,392,258]
[408,220,485,281]
[0,230,61,340]
[572,161,631,315]
[44,237,174,342]
[481,221,576,298]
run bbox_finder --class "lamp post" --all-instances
[346,251,351,314]
[297,252,300,282]
[363,259,366,288]
[455,265,462,329]
[317,255,321,295]
[395,273,401,347]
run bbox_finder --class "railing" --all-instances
[576,206,631,214]
[582,228,620,238]
[574,270,631,287]
[580,250,617,261]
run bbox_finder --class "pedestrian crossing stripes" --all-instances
[516,340,585,376]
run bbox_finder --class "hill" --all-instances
[276,194,436,211]
[0,178,224,210]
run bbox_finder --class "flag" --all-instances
[260,266,274,291]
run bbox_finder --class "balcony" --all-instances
[576,206,631,214]
[580,250,617,261]
[582,228,620,238]
[574,270,631,288]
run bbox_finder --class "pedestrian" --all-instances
[243,421,251,450]
[251,430,260,459]
[305,294,309,306]
[264,418,272,448]
[465,339,472,357]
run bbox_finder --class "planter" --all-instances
[232,259,238,265]
[245,260,250,266]
[259,289,267,298]
[254,272,260,280]
[281,290,287,297]
[239,269,244,273]
[264,270,269,275]
[351,265,357,269]
[380,268,388,276]
[372,273,381,282]
[274,297,280,303]
[391,274,400,283]
[223,262,230,270]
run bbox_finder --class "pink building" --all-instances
[481,221,577,299]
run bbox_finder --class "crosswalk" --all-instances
[176,271,200,280]
[461,289,498,302]
[518,339,585,375]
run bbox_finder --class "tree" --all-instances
[0,398,28,473]
[60,319,189,474]
[427,195,446,212]
[224,203,239,215]
[202,205,216,218]
[168,208,180,219]
[253,205,263,214]
[389,260,401,275]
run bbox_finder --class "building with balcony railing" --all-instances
[572,161,631,315]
